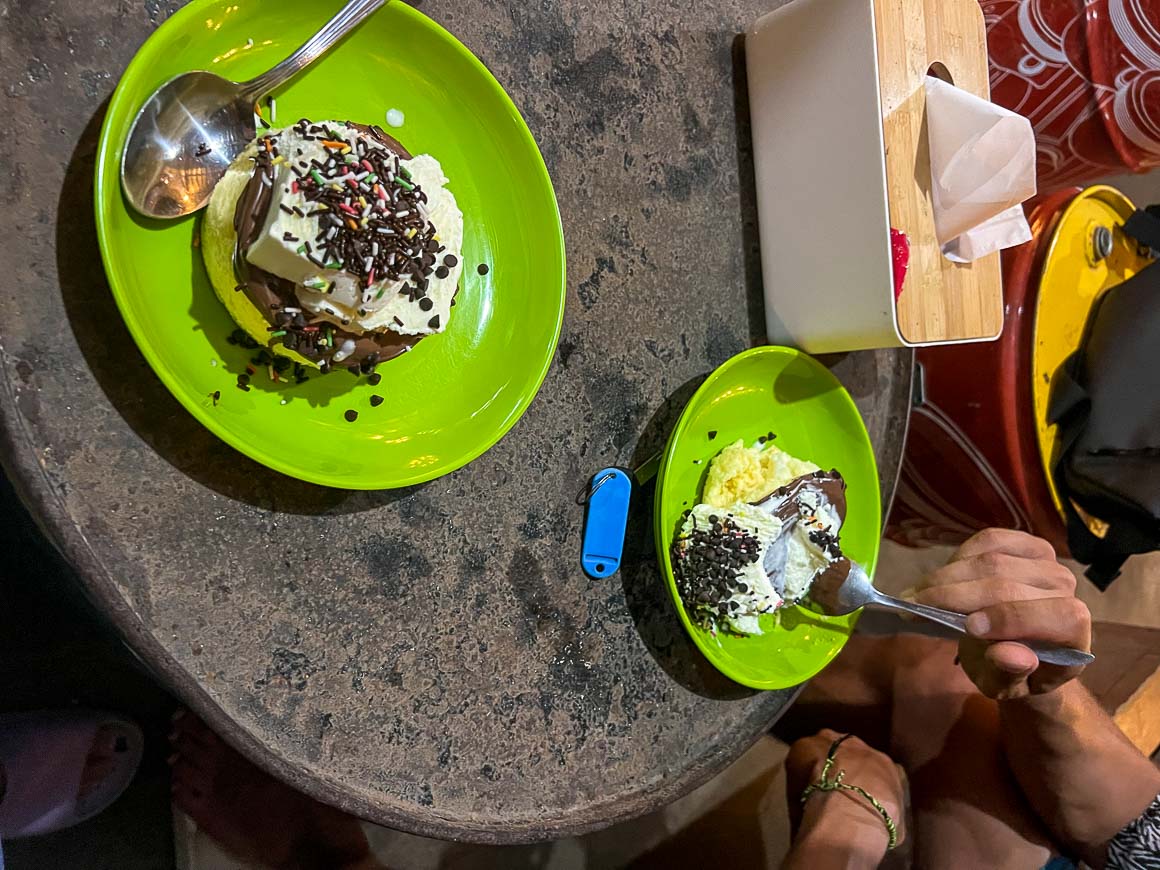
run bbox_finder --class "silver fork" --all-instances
[810,560,1095,667]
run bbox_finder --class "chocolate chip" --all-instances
[427,315,440,329]
[348,363,361,377]
[370,394,384,407]
[477,263,489,275]
[344,409,358,422]
[708,430,718,440]
[419,297,433,311]
[435,266,449,279]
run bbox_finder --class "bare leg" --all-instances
[775,633,897,752]
[169,711,389,870]
[888,635,1059,869]
[783,633,1061,868]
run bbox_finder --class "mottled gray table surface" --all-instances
[0,0,912,844]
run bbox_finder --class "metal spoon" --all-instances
[121,0,386,219]
[810,559,1095,667]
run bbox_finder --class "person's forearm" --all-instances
[999,681,1160,868]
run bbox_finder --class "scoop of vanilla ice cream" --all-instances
[677,441,846,635]
[702,440,821,507]
[243,122,463,337]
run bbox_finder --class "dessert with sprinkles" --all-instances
[201,119,464,374]
[672,439,849,637]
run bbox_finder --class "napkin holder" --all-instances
[746,0,1005,351]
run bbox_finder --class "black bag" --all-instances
[1047,210,1160,589]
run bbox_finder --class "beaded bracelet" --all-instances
[800,733,899,850]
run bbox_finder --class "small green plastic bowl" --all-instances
[654,347,881,690]
[95,0,565,489]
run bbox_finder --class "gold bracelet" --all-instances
[800,734,899,850]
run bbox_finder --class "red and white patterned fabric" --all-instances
[984,0,1160,190]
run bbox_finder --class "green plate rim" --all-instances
[653,346,880,690]
[93,0,566,490]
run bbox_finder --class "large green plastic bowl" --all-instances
[654,347,881,690]
[95,0,565,489]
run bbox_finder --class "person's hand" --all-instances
[912,529,1091,699]
[785,729,906,856]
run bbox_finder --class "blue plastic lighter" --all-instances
[579,468,632,579]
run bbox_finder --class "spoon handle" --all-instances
[239,0,387,102]
[869,591,1095,667]
[872,591,968,633]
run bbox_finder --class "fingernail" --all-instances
[966,612,990,637]
[898,586,917,602]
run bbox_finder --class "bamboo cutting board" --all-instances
[874,0,1005,344]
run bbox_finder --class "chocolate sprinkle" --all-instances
[671,516,764,632]
[284,119,440,292]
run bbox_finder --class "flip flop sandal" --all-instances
[0,709,143,839]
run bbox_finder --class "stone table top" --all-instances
[0,0,912,844]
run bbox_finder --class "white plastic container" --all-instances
[746,0,1004,352]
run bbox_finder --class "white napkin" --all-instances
[925,76,1037,263]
